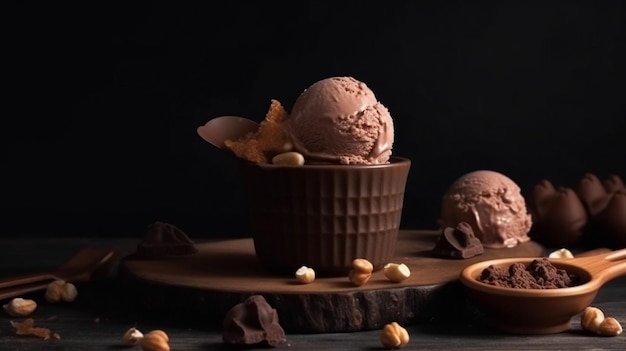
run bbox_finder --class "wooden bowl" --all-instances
[459,249,626,334]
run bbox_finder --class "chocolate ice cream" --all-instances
[287,76,394,165]
[439,170,532,248]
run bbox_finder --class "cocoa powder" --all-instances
[479,258,577,289]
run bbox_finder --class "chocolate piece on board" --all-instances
[433,222,484,259]
[222,295,286,347]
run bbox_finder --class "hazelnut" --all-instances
[272,151,304,166]
[3,298,37,317]
[45,280,78,303]
[581,306,605,333]
[383,263,411,282]
[598,317,623,336]
[348,258,373,286]
[295,266,315,284]
[548,248,574,259]
[122,327,144,346]
[580,306,622,336]
[140,330,170,351]
[380,322,409,349]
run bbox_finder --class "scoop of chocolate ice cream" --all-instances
[222,295,286,347]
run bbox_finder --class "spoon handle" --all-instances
[0,273,57,290]
[569,248,626,284]
[0,281,52,301]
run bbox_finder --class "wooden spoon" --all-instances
[196,116,259,151]
[0,248,114,300]
[459,248,626,334]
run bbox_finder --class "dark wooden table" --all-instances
[1,237,625,350]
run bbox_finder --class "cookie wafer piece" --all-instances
[225,99,290,163]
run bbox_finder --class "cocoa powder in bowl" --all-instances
[478,258,581,289]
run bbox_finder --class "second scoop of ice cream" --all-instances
[286,76,394,165]
[439,170,533,248]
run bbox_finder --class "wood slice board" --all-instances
[120,230,543,333]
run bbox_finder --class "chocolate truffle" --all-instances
[530,174,626,249]
[577,174,626,249]
[529,180,587,247]
[603,174,625,193]
[576,173,610,215]
[222,295,286,347]
[136,221,198,258]
[433,222,484,259]
[595,190,626,248]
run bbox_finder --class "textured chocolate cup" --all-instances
[239,157,411,276]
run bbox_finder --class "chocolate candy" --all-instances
[432,222,484,259]
[530,174,626,249]
[222,295,286,347]
[136,221,198,258]
[529,180,587,247]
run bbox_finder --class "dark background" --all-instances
[2,1,625,238]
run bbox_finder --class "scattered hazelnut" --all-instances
[45,280,78,303]
[580,306,622,336]
[581,306,605,333]
[380,322,409,349]
[348,258,373,286]
[598,317,623,336]
[295,266,315,284]
[140,330,170,351]
[383,263,411,282]
[3,298,37,317]
[272,151,305,166]
[548,248,574,259]
[122,327,144,346]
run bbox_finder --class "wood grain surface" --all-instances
[119,230,544,332]
[1,237,625,350]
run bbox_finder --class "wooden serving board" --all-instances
[120,230,543,333]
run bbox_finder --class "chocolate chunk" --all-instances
[433,222,484,259]
[136,221,198,258]
[222,295,286,347]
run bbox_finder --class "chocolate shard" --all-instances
[433,222,484,259]
[136,221,198,258]
[222,295,286,347]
